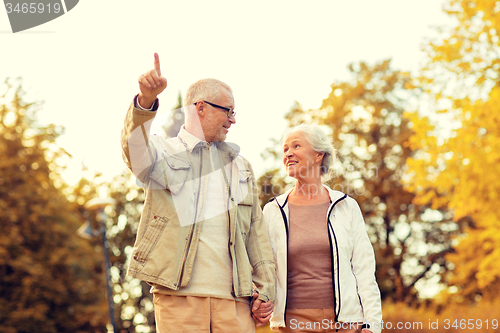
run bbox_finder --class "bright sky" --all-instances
[1,0,451,187]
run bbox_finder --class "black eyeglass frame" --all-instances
[194,100,235,118]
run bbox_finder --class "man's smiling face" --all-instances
[200,88,235,142]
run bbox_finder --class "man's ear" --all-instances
[195,101,204,115]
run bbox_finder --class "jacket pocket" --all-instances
[150,150,191,195]
[237,170,253,235]
[237,169,253,205]
[133,215,168,263]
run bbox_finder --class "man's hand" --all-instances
[138,53,167,109]
[251,293,273,328]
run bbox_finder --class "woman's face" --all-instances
[283,132,323,180]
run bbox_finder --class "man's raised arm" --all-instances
[121,53,168,183]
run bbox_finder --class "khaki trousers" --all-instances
[153,294,255,333]
[278,308,362,333]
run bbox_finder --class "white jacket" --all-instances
[263,186,382,333]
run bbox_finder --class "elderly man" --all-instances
[121,53,275,332]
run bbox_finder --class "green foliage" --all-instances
[0,78,108,332]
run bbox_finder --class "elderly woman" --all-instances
[262,125,382,333]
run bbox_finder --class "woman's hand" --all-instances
[251,293,273,327]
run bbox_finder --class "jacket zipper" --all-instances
[275,196,289,323]
[327,194,347,326]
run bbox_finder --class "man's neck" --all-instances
[184,123,210,143]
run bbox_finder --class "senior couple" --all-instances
[121,54,382,333]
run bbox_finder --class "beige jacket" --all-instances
[121,98,275,302]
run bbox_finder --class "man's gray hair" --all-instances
[283,124,335,176]
[184,78,232,107]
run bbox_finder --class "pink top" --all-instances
[287,202,335,309]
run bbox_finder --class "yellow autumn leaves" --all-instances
[406,0,500,302]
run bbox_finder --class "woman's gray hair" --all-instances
[283,124,335,176]
[184,78,232,107]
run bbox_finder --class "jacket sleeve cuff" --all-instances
[270,323,286,331]
[365,323,381,333]
[251,287,272,303]
[256,293,270,303]
[134,94,159,111]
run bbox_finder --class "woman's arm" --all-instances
[349,199,383,333]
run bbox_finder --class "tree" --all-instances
[164,92,184,138]
[407,0,500,302]
[108,173,155,332]
[0,78,108,332]
[263,60,458,303]
[257,168,290,209]
[421,0,500,95]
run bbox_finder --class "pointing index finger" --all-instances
[154,52,161,76]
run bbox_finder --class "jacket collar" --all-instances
[177,125,240,157]
[177,125,205,152]
[274,184,347,208]
[215,141,240,157]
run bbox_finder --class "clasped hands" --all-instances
[250,293,373,332]
[251,293,273,327]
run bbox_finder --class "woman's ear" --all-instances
[316,152,325,164]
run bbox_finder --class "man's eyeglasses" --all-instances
[194,100,236,118]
